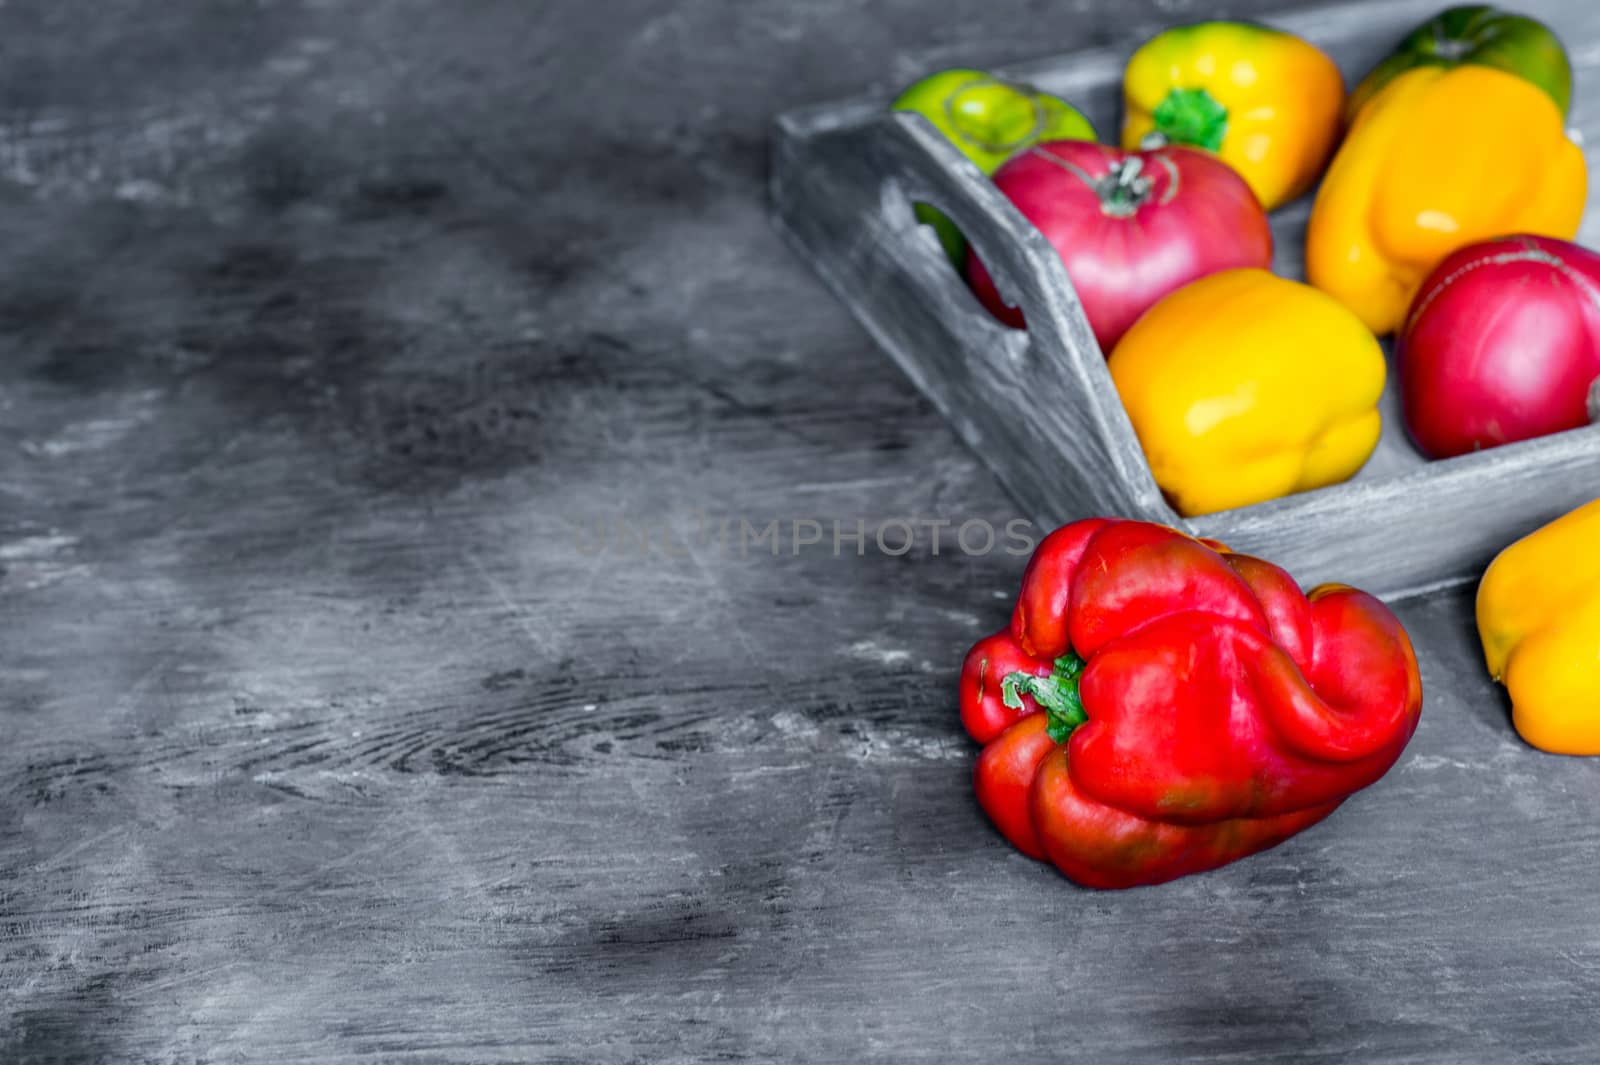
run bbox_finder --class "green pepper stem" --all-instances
[1001,651,1088,743]
[1151,86,1228,152]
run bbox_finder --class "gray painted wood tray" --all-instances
[771,0,1600,599]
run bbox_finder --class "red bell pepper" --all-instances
[960,519,1422,889]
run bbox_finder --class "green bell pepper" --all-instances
[892,69,1096,263]
[1349,5,1572,120]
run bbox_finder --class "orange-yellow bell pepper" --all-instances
[1107,268,1385,517]
[1307,64,1586,336]
[1477,498,1600,756]
[1121,21,1344,211]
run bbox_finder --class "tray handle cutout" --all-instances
[868,112,1176,524]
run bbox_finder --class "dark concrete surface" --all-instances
[2,1,1598,1062]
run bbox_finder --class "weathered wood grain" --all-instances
[2,0,1600,1062]
[774,0,1600,598]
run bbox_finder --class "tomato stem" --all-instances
[1097,158,1153,218]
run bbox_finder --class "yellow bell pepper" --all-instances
[1107,268,1385,517]
[1121,21,1345,211]
[1307,64,1586,336]
[1477,498,1600,755]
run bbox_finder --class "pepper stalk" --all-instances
[1001,651,1087,743]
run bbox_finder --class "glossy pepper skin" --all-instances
[959,519,1423,889]
[1348,5,1572,121]
[893,70,1096,263]
[1306,64,1586,336]
[1108,268,1386,517]
[1121,21,1344,210]
[1477,499,1600,755]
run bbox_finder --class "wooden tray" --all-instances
[771,0,1600,599]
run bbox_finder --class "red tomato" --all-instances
[967,141,1273,351]
[1400,234,1600,459]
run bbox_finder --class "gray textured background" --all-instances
[2,1,1598,1062]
